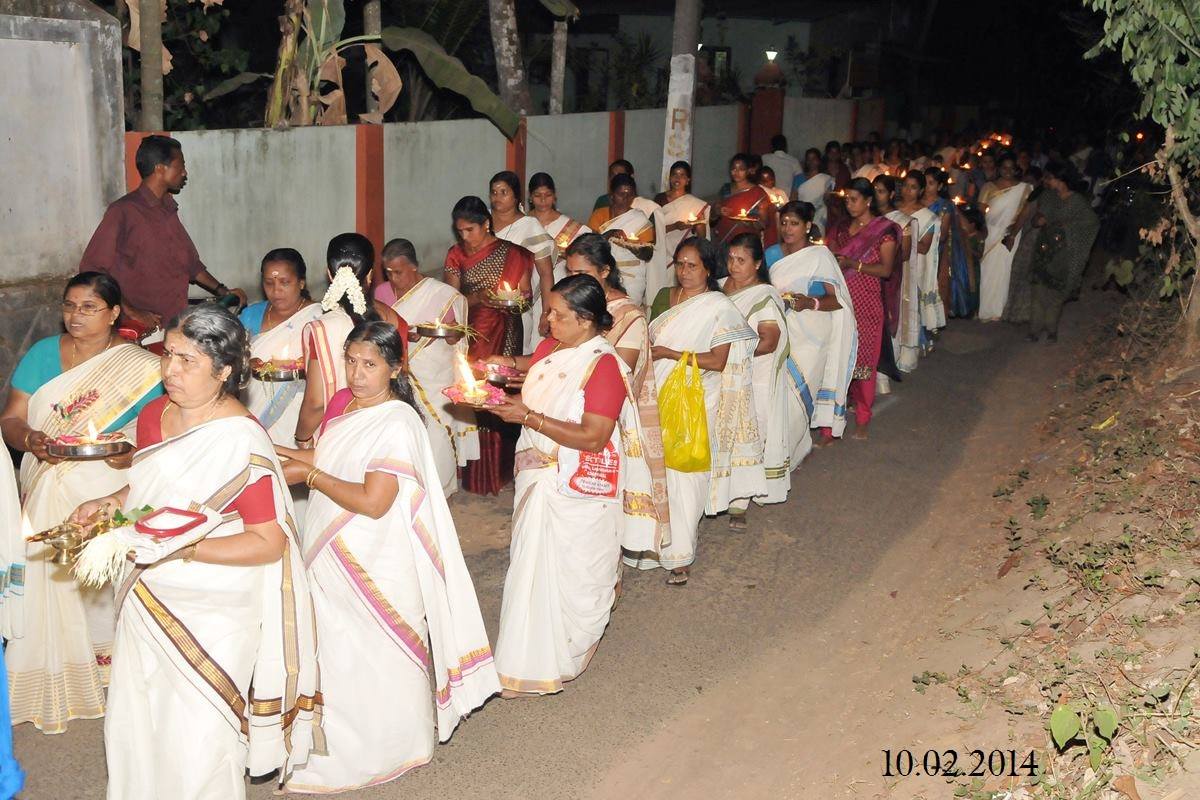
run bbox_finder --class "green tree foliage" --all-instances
[1083,0,1200,332]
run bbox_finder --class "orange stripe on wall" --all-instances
[608,110,625,165]
[505,117,528,188]
[124,131,166,191]
[355,124,386,284]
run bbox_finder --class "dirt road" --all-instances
[13,300,1104,800]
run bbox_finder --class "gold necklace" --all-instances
[69,334,114,370]
[347,385,391,414]
[162,390,225,432]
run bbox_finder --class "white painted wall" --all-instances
[384,118,506,274]
[692,105,743,198]
[170,126,357,299]
[623,108,667,197]
[130,96,852,297]
[1,38,100,279]
[526,112,610,223]
[782,96,856,157]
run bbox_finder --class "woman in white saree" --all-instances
[642,238,765,585]
[528,172,592,285]
[70,304,318,799]
[978,154,1033,320]
[894,173,943,357]
[486,275,654,694]
[375,239,478,496]
[240,249,323,448]
[278,321,498,791]
[0,273,162,734]
[491,171,555,351]
[876,175,921,373]
[791,148,836,231]
[655,161,710,287]
[589,174,657,307]
[561,235,671,565]
[722,234,795,525]
[897,171,947,337]
[769,203,858,446]
[295,233,403,446]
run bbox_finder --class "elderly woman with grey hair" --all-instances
[70,303,320,799]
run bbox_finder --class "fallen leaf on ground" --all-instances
[1112,775,1142,800]
[998,552,1021,578]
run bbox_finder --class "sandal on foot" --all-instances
[666,569,689,586]
[728,514,748,531]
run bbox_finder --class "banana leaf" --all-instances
[204,71,270,101]
[302,0,347,75]
[537,0,579,18]
[381,26,520,138]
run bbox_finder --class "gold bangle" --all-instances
[306,467,321,489]
[508,356,517,368]
[856,261,863,273]
[535,413,547,433]
[522,411,533,427]
[23,431,33,451]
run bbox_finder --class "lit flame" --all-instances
[86,419,100,442]
[500,281,512,293]
[453,352,485,398]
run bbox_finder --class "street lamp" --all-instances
[765,48,778,62]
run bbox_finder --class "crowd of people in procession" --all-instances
[0,126,1104,798]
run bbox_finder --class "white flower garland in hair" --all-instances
[321,266,368,315]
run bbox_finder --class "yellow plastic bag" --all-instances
[658,351,711,472]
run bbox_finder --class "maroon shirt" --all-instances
[79,184,205,321]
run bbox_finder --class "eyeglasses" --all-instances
[60,302,109,316]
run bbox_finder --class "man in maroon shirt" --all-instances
[79,135,245,328]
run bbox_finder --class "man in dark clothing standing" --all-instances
[79,135,245,329]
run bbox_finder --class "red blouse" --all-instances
[136,396,276,524]
[318,388,355,435]
[530,339,624,420]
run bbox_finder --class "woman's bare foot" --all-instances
[728,513,748,531]
[852,426,869,440]
[666,567,689,586]
[501,688,541,700]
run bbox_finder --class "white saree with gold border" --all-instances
[728,283,794,505]
[629,293,764,571]
[495,215,554,353]
[599,208,655,308]
[105,417,319,800]
[495,336,652,693]
[632,196,670,308]
[978,182,1032,320]
[8,342,160,734]
[390,277,479,496]
[287,400,498,793]
[246,303,324,447]
[302,307,355,407]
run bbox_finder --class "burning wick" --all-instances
[453,352,487,403]
[86,419,100,443]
